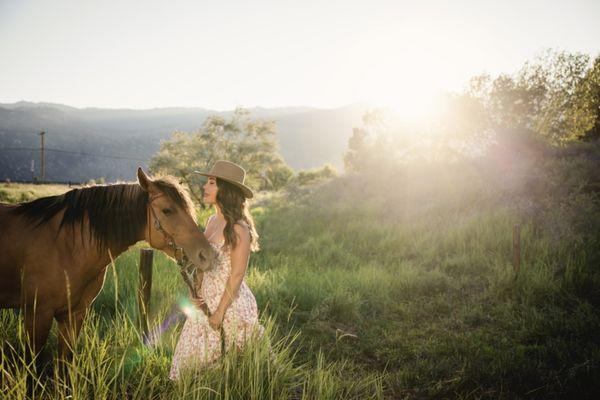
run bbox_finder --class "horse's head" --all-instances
[137,167,216,272]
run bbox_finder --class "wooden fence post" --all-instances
[138,248,154,338]
[513,224,521,277]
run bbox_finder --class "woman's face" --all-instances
[202,176,218,204]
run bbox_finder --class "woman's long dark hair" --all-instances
[216,178,259,252]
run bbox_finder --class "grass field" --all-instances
[1,149,599,399]
[0,182,82,204]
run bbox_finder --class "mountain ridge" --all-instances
[0,101,367,182]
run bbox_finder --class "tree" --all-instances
[468,49,596,144]
[343,126,369,173]
[524,50,592,143]
[295,164,337,186]
[149,108,291,202]
[572,55,600,141]
[343,110,390,172]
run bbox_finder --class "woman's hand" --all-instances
[208,311,224,331]
[190,294,206,310]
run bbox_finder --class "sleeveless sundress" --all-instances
[169,240,264,380]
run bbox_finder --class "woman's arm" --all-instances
[209,223,251,330]
[191,215,213,308]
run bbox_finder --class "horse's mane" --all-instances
[10,177,196,252]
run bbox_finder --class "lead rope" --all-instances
[146,193,226,354]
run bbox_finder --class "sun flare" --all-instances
[382,90,441,122]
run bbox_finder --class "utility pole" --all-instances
[39,131,45,182]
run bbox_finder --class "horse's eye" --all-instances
[162,208,173,216]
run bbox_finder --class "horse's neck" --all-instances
[78,213,148,270]
[105,226,148,261]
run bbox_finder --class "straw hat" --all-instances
[194,160,254,198]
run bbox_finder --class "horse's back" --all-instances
[0,202,22,259]
[0,201,105,310]
[0,203,28,307]
[0,202,60,308]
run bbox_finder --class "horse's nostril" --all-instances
[198,252,206,262]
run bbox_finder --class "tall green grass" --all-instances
[1,242,384,400]
[246,147,600,398]
[0,182,76,204]
[252,201,599,398]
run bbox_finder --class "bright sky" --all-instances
[1,0,599,115]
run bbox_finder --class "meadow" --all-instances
[1,140,600,399]
[0,182,80,204]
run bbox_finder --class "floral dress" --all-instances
[169,240,264,380]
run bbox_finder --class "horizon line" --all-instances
[0,99,377,113]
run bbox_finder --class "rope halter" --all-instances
[146,193,188,266]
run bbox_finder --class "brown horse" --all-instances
[0,167,216,359]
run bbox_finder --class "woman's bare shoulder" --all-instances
[233,220,251,240]
[235,219,249,228]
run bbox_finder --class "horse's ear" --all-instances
[137,167,153,192]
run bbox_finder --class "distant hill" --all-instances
[0,102,367,182]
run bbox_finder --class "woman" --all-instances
[169,160,263,380]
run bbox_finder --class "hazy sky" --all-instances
[1,0,599,113]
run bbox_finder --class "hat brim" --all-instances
[194,171,254,198]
